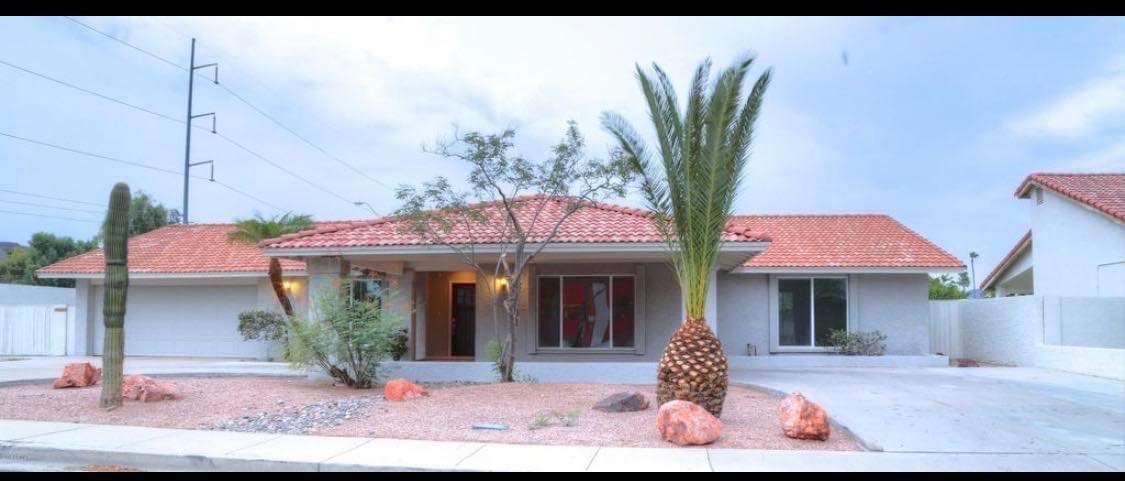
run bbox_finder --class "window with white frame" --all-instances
[777,277,847,347]
[349,269,385,307]
[537,275,635,349]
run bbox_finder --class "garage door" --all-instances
[93,285,267,358]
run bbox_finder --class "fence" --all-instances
[929,296,1125,380]
[0,304,73,356]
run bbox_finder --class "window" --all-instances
[537,275,635,349]
[349,270,385,307]
[778,277,847,347]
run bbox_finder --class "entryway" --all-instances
[451,283,475,357]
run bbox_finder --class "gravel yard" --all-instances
[0,376,859,450]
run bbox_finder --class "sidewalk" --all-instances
[0,420,1118,472]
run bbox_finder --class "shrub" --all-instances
[826,329,887,356]
[237,310,287,342]
[390,328,409,361]
[283,286,402,389]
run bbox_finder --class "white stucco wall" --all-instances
[952,295,1125,379]
[0,284,75,306]
[1030,188,1125,297]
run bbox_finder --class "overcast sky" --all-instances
[1,16,1123,282]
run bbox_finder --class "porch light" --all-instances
[496,276,510,292]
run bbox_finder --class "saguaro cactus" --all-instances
[98,183,130,409]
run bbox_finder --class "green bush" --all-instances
[237,310,287,342]
[283,286,402,389]
[826,329,887,356]
[390,328,409,361]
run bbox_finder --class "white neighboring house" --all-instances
[981,173,1125,297]
[36,224,315,359]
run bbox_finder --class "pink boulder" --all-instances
[656,400,722,446]
[779,392,831,441]
[52,362,101,389]
[384,378,428,401]
[121,375,178,402]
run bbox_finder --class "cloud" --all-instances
[1006,60,1125,140]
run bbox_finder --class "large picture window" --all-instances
[778,277,847,347]
[537,275,635,349]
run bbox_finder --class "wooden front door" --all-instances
[451,283,476,357]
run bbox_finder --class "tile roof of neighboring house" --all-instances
[979,230,1032,292]
[259,195,769,249]
[36,224,318,276]
[1016,173,1125,223]
[727,214,965,269]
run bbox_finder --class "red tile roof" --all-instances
[979,230,1032,292]
[1016,173,1125,223]
[36,224,310,276]
[728,214,964,269]
[260,195,768,249]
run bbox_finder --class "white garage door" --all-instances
[93,285,266,358]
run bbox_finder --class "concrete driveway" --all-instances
[0,356,299,385]
[734,366,1125,468]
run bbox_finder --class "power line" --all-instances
[0,199,104,214]
[62,16,186,71]
[0,58,183,124]
[0,188,105,207]
[0,57,357,211]
[0,129,291,213]
[0,209,99,223]
[65,16,393,206]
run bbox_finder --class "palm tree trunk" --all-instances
[269,258,294,317]
[656,317,728,417]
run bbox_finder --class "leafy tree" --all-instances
[929,274,967,300]
[602,55,772,417]
[0,232,98,287]
[227,213,313,317]
[96,190,179,241]
[395,123,631,382]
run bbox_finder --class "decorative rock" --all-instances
[384,378,428,401]
[121,375,178,402]
[778,392,830,441]
[656,400,722,446]
[471,422,510,431]
[52,362,101,389]
[956,359,980,368]
[593,391,650,412]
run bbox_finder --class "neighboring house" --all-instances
[258,197,963,362]
[36,224,315,358]
[981,173,1125,297]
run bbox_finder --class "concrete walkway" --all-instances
[734,366,1125,460]
[0,420,1116,472]
[0,356,299,385]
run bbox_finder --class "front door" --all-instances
[451,283,476,357]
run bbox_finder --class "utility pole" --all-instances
[969,251,979,298]
[182,38,218,224]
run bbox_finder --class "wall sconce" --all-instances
[496,276,510,293]
[282,280,295,292]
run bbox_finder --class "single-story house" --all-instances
[981,173,1125,297]
[257,196,964,363]
[36,223,318,358]
[39,197,963,363]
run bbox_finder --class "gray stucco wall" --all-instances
[715,272,931,356]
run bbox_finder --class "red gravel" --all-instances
[0,377,859,450]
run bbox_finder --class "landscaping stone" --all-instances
[121,375,178,402]
[593,392,650,412]
[208,396,375,434]
[956,359,980,367]
[51,363,100,389]
[471,422,510,431]
[384,378,428,401]
[656,400,722,446]
[778,392,830,441]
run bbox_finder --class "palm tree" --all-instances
[602,55,771,417]
[228,213,314,317]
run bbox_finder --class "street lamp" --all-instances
[353,201,379,216]
[969,251,979,293]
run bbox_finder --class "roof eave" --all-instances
[261,241,771,258]
[730,266,965,274]
[35,271,308,280]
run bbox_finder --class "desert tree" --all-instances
[395,122,631,382]
[227,213,314,317]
